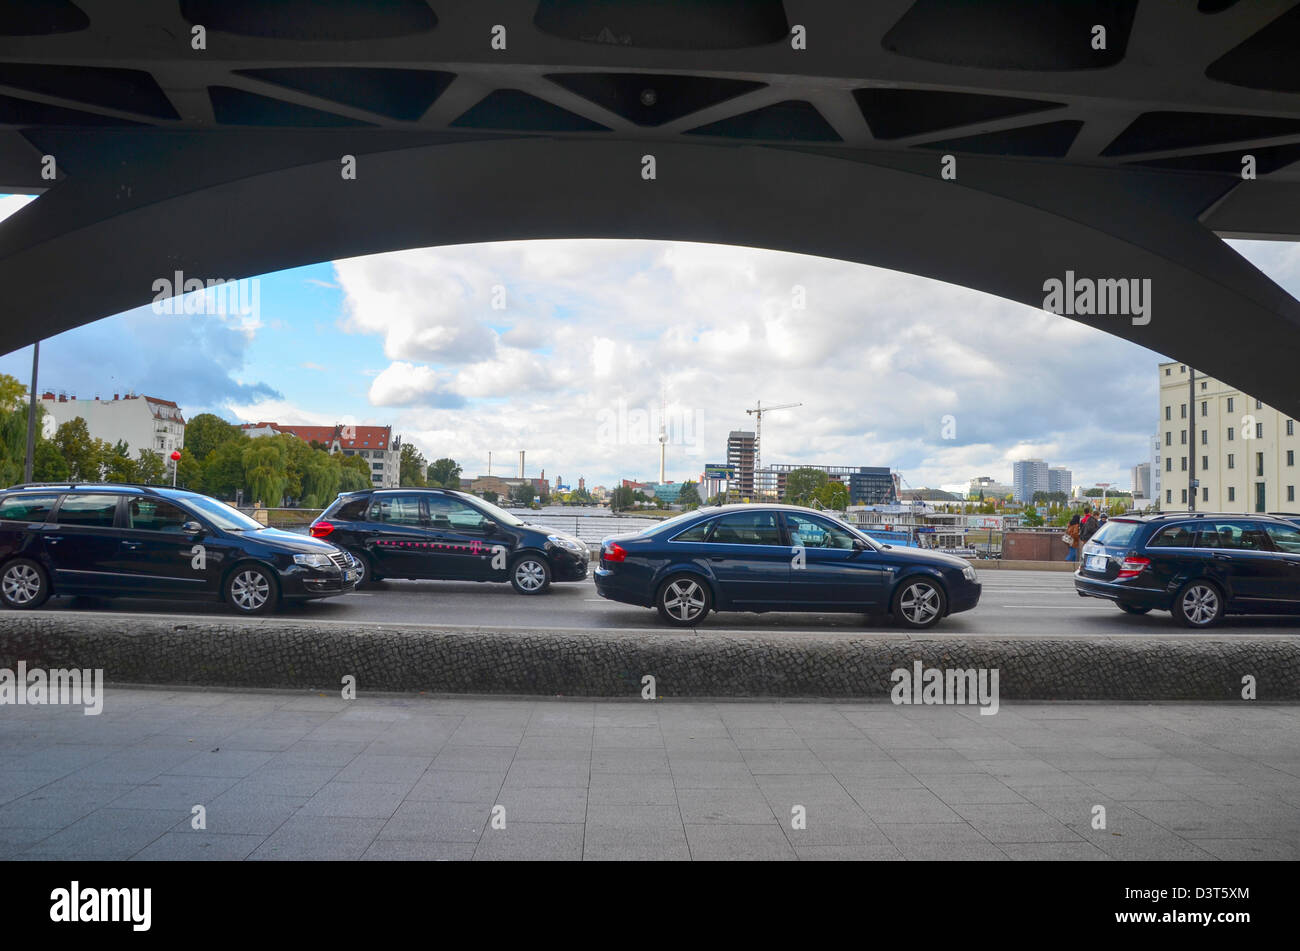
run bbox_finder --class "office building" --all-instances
[1157,360,1299,512]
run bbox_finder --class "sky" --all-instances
[2,191,1298,495]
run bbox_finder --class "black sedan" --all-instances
[310,488,589,594]
[594,504,981,628]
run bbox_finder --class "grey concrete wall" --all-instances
[2,614,1296,701]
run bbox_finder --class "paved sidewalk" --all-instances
[2,688,1299,860]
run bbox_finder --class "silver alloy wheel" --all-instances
[231,569,271,611]
[515,559,546,592]
[351,554,367,584]
[663,578,706,622]
[1181,584,1220,626]
[899,582,941,625]
[3,564,41,604]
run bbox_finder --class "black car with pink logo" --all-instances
[309,488,588,595]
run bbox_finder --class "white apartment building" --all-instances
[1157,361,1299,513]
[40,391,185,457]
[241,422,402,487]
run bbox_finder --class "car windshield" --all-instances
[451,491,524,527]
[176,495,267,531]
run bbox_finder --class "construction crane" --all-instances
[745,400,802,499]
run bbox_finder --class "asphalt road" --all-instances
[34,569,1300,636]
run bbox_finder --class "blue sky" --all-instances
[2,191,1298,494]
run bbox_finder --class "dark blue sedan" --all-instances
[594,504,981,628]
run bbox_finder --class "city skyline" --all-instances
[3,194,1298,494]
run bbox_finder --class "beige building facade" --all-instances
[1158,361,1299,513]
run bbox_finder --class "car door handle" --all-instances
[45,536,62,544]
[120,541,142,550]
[709,556,726,562]
[1212,553,1232,561]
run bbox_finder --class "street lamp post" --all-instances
[1189,368,1196,512]
[23,340,39,482]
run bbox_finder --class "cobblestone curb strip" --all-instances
[1,615,1297,700]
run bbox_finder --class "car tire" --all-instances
[510,554,551,595]
[892,576,947,630]
[226,563,279,616]
[1118,603,1152,615]
[0,558,50,610]
[350,550,381,586]
[656,573,712,626]
[1172,579,1224,629]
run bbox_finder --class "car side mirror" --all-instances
[482,521,498,535]
[182,520,203,535]
[852,537,869,551]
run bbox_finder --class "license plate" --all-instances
[1086,554,1107,572]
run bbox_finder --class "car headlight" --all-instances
[547,534,586,554]
[962,565,979,582]
[293,553,334,569]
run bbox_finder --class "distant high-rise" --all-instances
[1047,466,1072,497]
[1132,462,1152,500]
[1012,459,1049,503]
[727,430,756,497]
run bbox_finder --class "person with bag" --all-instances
[1064,514,1081,562]
[1079,505,1100,547]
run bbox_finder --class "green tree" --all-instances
[242,438,288,506]
[337,452,372,492]
[32,440,69,482]
[175,447,202,491]
[185,413,242,462]
[677,480,702,510]
[102,439,137,483]
[510,482,535,505]
[136,449,167,484]
[428,457,462,489]
[300,448,342,508]
[814,481,850,511]
[202,439,248,500]
[783,467,829,506]
[53,417,102,481]
[480,490,499,505]
[400,443,428,486]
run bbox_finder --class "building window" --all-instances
[1257,453,1264,477]
[1165,368,1171,376]
[1288,419,1295,436]
[1227,427,1235,441]
[1202,456,1208,470]
[1165,432,1172,446]
[1180,430,1187,445]
[1181,489,1188,503]
[1165,458,1172,472]
[1228,454,1235,469]
[1201,401,1207,416]
[1228,487,1236,502]
[1166,489,1172,503]
[1200,429,1207,445]
[1180,365,1186,373]
[1256,423,1264,439]
[1180,404,1187,418]
[1164,406,1171,421]
[1290,486,1296,503]
[1201,381,1207,390]
[1180,457,1187,471]
[1289,450,1295,466]
[1256,399,1263,410]
[1227,398,1234,413]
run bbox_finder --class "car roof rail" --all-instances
[2,481,165,495]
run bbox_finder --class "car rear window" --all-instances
[1091,519,1142,548]
[333,497,370,520]
[0,493,59,522]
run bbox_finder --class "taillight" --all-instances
[603,542,627,562]
[310,521,334,538]
[1117,555,1149,579]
